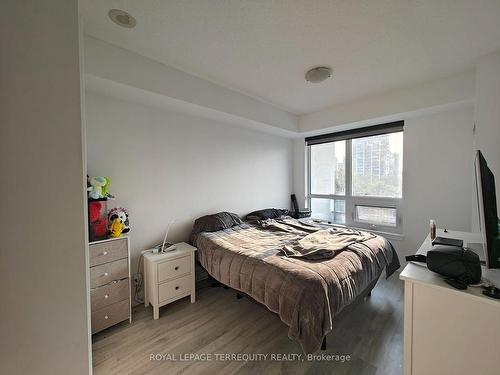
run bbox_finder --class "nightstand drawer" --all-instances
[91,299,129,334]
[89,238,127,267]
[158,274,192,303]
[158,255,191,282]
[91,278,129,312]
[90,258,128,288]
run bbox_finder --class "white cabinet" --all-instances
[89,236,131,334]
[400,229,500,375]
[143,242,196,320]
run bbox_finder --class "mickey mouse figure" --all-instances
[108,207,130,238]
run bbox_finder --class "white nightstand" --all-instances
[143,242,197,320]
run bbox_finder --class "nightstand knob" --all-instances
[104,315,109,320]
[102,251,108,256]
[104,294,109,299]
[175,286,179,290]
[174,266,179,271]
[104,272,109,277]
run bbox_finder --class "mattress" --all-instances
[193,218,400,353]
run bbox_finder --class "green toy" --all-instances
[101,177,111,198]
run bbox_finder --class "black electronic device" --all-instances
[405,254,427,263]
[475,150,500,268]
[290,194,311,219]
[444,278,468,290]
[483,285,500,299]
[432,236,463,248]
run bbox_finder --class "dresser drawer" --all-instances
[91,299,129,334]
[158,274,192,303]
[89,238,127,267]
[91,278,129,312]
[90,258,128,288]
[158,255,191,283]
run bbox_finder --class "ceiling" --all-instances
[82,1,500,115]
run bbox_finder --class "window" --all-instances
[306,122,403,233]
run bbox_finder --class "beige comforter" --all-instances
[193,218,399,353]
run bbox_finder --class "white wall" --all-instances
[85,36,298,134]
[475,51,500,214]
[402,106,474,257]
[300,70,475,133]
[293,105,474,259]
[292,139,307,207]
[85,92,293,277]
[0,1,90,374]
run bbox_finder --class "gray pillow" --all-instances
[191,212,242,236]
[245,208,289,222]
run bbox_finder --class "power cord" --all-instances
[133,254,145,304]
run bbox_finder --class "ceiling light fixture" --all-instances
[305,66,332,83]
[108,9,136,28]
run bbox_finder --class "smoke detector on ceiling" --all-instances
[305,66,332,83]
[108,9,136,28]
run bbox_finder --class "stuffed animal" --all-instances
[88,176,107,199]
[109,218,124,238]
[101,177,111,198]
[88,200,107,240]
[108,207,130,237]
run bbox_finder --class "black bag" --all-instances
[406,246,482,285]
[428,246,482,284]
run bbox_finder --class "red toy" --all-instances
[88,200,107,241]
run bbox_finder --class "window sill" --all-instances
[311,220,405,241]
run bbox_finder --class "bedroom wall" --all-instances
[85,92,293,279]
[84,36,299,136]
[293,104,475,260]
[402,105,474,257]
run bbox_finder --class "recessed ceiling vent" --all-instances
[108,9,136,28]
[305,66,332,83]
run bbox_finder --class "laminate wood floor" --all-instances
[92,273,404,375]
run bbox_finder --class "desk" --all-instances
[400,229,500,375]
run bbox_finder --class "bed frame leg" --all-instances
[209,279,221,288]
[207,275,221,288]
[236,292,242,299]
[321,337,326,351]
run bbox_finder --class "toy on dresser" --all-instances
[108,207,131,238]
[87,176,114,200]
[87,175,115,242]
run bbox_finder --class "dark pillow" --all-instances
[245,208,289,221]
[191,212,242,236]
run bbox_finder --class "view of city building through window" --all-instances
[308,131,403,231]
[352,133,403,198]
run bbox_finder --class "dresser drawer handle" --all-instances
[103,272,109,277]
[104,294,109,299]
[104,315,109,320]
[175,286,179,290]
[101,251,108,256]
[174,266,179,271]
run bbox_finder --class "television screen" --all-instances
[475,150,500,268]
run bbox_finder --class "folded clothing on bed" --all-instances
[282,227,376,260]
[259,216,320,234]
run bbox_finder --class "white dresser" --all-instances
[89,236,131,334]
[400,229,500,375]
[143,242,197,319]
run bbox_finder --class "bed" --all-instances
[191,214,400,353]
